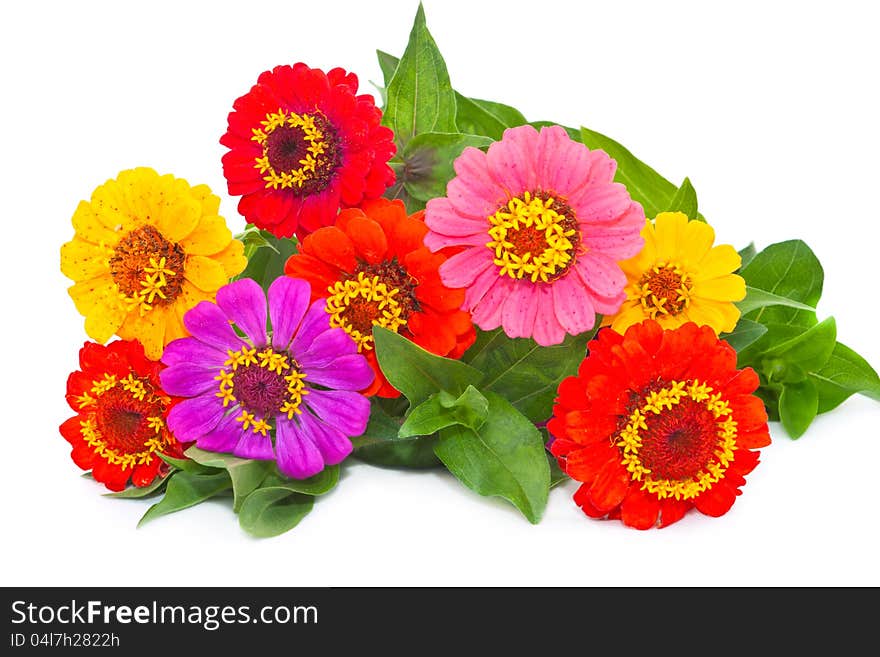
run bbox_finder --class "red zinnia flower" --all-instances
[284,198,476,397]
[220,63,396,239]
[548,320,770,529]
[59,340,184,492]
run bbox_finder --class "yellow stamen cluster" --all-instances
[633,263,693,318]
[486,192,576,283]
[325,271,407,351]
[252,110,329,190]
[118,256,178,316]
[214,347,309,434]
[616,379,738,500]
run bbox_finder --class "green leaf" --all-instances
[103,474,170,499]
[238,489,314,538]
[377,49,399,87]
[184,446,272,513]
[373,325,484,407]
[258,465,340,496]
[454,94,509,140]
[736,285,817,316]
[462,328,591,423]
[778,379,819,439]
[720,319,768,352]
[738,243,757,270]
[138,471,231,527]
[382,3,456,146]
[354,436,442,469]
[810,342,880,413]
[397,132,493,202]
[739,239,823,328]
[762,317,837,378]
[547,452,568,489]
[399,385,489,438]
[234,231,297,293]
[667,177,700,219]
[579,125,678,219]
[157,453,218,475]
[434,392,550,524]
[465,97,527,129]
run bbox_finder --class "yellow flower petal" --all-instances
[91,181,139,233]
[179,215,233,256]
[174,280,212,324]
[184,255,229,292]
[682,303,726,333]
[190,183,221,216]
[692,274,746,302]
[154,194,201,243]
[164,305,190,345]
[653,212,688,261]
[70,201,119,246]
[60,238,108,282]
[68,275,125,342]
[679,219,715,266]
[212,238,248,278]
[119,306,168,360]
[705,299,742,333]
[609,303,649,333]
[695,244,742,281]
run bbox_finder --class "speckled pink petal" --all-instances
[583,219,645,260]
[439,246,494,288]
[534,125,572,185]
[425,197,488,237]
[501,282,540,338]
[571,182,634,224]
[575,250,627,298]
[552,274,597,336]
[463,263,504,310]
[531,284,567,346]
[543,132,594,196]
[573,264,627,314]
[485,125,539,195]
[471,277,514,330]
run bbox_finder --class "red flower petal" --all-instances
[589,459,631,513]
[620,485,662,530]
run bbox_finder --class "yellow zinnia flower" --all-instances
[61,167,247,359]
[607,212,745,335]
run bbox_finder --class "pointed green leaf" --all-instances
[184,446,272,512]
[779,379,819,439]
[736,285,817,316]
[667,177,699,219]
[455,94,509,140]
[157,453,218,475]
[103,474,170,499]
[399,132,493,201]
[579,125,678,219]
[462,328,591,423]
[382,4,456,146]
[138,471,232,527]
[762,317,837,375]
[434,392,550,524]
[258,465,340,496]
[377,49,399,87]
[810,342,880,413]
[720,319,768,352]
[738,242,757,270]
[373,326,484,407]
[238,489,314,538]
[354,436,442,469]
[547,452,568,489]
[400,385,489,438]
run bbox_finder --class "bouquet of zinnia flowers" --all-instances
[58,4,880,536]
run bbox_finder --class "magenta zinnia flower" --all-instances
[424,124,645,346]
[160,277,373,479]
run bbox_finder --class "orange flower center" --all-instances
[77,371,174,470]
[486,191,580,283]
[325,260,420,351]
[252,110,341,196]
[617,379,738,500]
[109,225,185,313]
[636,264,693,317]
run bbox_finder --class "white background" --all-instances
[2,0,878,587]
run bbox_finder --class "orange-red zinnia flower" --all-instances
[548,320,770,529]
[284,198,476,397]
[59,339,184,491]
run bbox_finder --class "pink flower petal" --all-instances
[531,284,567,346]
[544,135,593,197]
[446,176,502,220]
[425,197,488,237]
[485,125,539,195]
[575,251,627,298]
[582,219,645,260]
[573,264,627,314]
[552,274,597,336]
[464,263,504,310]
[571,182,634,224]
[501,283,540,339]
[439,246,493,288]
[534,125,572,185]
[471,277,514,330]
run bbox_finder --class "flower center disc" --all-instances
[109,225,186,312]
[325,262,418,352]
[93,387,153,453]
[637,264,693,317]
[637,398,720,480]
[232,363,289,417]
[253,111,341,196]
[486,191,580,283]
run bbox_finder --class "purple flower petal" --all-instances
[302,389,370,436]
[303,354,375,391]
[216,278,268,348]
[166,392,226,443]
[275,415,325,479]
[297,326,358,369]
[196,411,244,453]
[295,410,353,467]
[161,337,226,369]
[290,299,332,357]
[183,301,249,352]
[160,364,218,397]
[268,276,310,351]
[233,428,275,461]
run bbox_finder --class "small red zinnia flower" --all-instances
[284,198,476,397]
[220,63,396,239]
[548,320,770,529]
[59,339,184,492]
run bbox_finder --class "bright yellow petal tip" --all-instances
[60,167,245,359]
[605,213,744,335]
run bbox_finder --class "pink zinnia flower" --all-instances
[424,125,645,346]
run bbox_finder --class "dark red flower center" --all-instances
[92,385,160,454]
[233,362,289,417]
[109,225,185,306]
[637,398,720,480]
